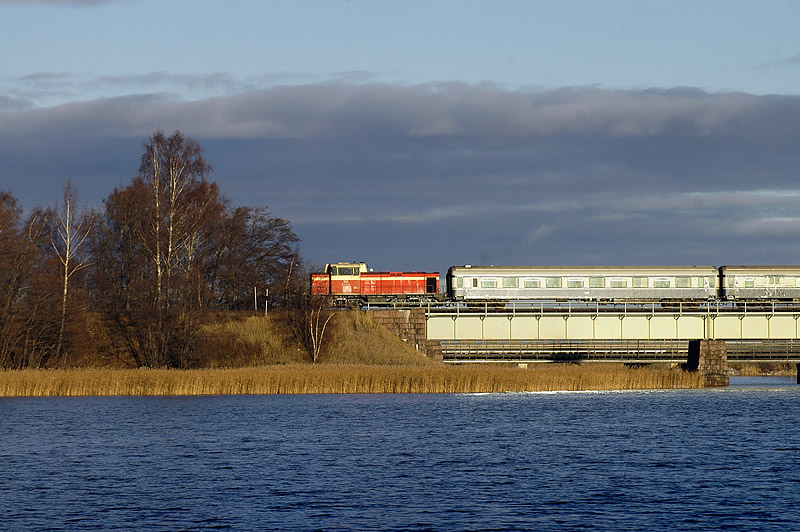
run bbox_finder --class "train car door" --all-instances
[427,276,437,294]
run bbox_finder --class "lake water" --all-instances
[2,377,800,531]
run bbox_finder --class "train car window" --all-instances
[728,277,735,288]
[708,277,715,288]
[610,278,627,288]
[568,279,584,288]
[503,277,519,288]
[768,275,780,284]
[524,279,541,288]
[546,277,562,288]
[745,278,755,288]
[632,277,647,288]
[473,278,478,288]
[590,277,605,288]
[481,279,498,288]
[676,277,691,288]
[457,277,464,289]
[653,278,670,288]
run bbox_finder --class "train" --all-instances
[311,262,442,304]
[311,262,800,305]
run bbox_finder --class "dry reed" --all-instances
[0,364,704,397]
[728,362,796,376]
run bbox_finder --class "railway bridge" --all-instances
[366,301,800,386]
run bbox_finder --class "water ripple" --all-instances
[1,379,800,530]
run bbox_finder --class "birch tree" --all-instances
[50,181,93,357]
[138,130,211,309]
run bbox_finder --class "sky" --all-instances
[2,0,800,273]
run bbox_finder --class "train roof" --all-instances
[719,265,800,273]
[447,265,718,274]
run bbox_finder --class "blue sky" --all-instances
[3,0,799,99]
[2,0,800,272]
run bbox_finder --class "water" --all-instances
[2,377,800,531]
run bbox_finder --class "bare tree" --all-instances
[137,130,211,310]
[93,131,228,367]
[0,193,57,368]
[286,293,334,362]
[90,130,305,367]
[50,181,94,357]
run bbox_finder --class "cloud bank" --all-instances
[2,81,799,270]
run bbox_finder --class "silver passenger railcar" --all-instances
[720,266,800,301]
[447,265,719,302]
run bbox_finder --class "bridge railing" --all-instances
[363,299,795,316]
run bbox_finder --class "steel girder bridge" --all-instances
[419,301,800,364]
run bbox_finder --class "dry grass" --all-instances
[0,363,704,397]
[200,314,306,366]
[197,312,438,367]
[321,311,436,366]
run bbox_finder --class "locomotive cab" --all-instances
[327,262,369,296]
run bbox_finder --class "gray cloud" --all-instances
[6,82,798,143]
[2,81,799,271]
[1,71,374,108]
[782,54,800,66]
[756,53,800,71]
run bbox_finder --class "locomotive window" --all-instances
[632,277,647,288]
[337,267,354,276]
[328,266,337,275]
[610,279,627,288]
[568,279,584,288]
[676,277,691,288]
[481,278,498,288]
[503,277,519,288]
[654,278,670,288]
[589,277,605,288]
[546,277,562,288]
[524,279,541,288]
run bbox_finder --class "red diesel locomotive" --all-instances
[311,262,441,304]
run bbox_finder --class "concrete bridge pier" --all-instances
[687,340,729,386]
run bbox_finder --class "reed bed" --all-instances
[0,364,704,397]
[728,362,796,376]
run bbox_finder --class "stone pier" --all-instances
[366,309,443,361]
[687,340,729,386]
